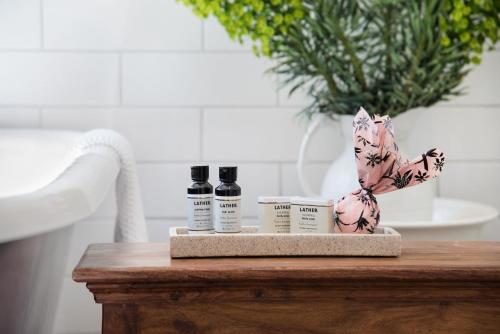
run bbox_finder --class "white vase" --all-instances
[297,108,436,221]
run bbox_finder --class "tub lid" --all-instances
[290,197,334,207]
[257,196,291,204]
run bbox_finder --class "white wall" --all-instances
[0,1,499,333]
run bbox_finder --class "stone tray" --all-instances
[169,226,401,258]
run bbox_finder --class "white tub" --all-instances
[380,198,498,240]
[0,130,120,334]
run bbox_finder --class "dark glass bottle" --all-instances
[214,166,241,233]
[187,166,213,233]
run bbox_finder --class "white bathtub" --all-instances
[0,130,120,334]
[380,198,499,241]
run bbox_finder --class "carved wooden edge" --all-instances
[73,267,500,284]
[85,280,500,304]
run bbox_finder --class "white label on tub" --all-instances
[258,203,291,233]
[290,204,333,233]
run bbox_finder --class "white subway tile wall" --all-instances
[203,17,250,51]
[0,0,40,49]
[114,108,201,161]
[43,0,202,50]
[445,52,500,105]
[203,108,343,162]
[122,53,276,106]
[0,53,119,105]
[0,108,40,127]
[0,1,498,333]
[41,108,115,130]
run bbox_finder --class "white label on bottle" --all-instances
[214,196,241,233]
[187,194,213,232]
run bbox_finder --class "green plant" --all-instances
[273,0,499,117]
[178,0,305,56]
[179,0,499,117]
[441,0,499,65]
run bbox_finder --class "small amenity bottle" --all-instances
[187,166,213,234]
[214,166,241,233]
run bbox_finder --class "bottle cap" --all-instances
[219,166,237,183]
[191,165,209,182]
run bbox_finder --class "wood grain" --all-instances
[73,241,500,334]
[73,241,500,283]
[102,300,500,334]
[86,281,500,304]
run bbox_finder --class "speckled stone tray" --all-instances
[169,226,401,258]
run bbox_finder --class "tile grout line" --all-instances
[199,108,204,161]
[75,216,244,224]
[0,47,498,54]
[0,48,253,54]
[274,73,280,107]
[39,0,44,49]
[37,107,43,128]
[135,160,337,165]
[3,103,500,109]
[278,162,283,195]
[118,53,123,106]
[201,20,205,51]
[132,159,500,165]
[436,179,442,198]
[0,104,294,109]
[443,159,500,163]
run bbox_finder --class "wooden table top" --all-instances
[73,241,500,284]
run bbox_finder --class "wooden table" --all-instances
[73,241,500,334]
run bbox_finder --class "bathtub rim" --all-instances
[379,198,499,229]
[0,151,119,243]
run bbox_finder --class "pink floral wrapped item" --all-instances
[334,107,445,234]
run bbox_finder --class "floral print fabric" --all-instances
[334,107,445,234]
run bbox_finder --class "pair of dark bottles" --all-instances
[187,166,241,233]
